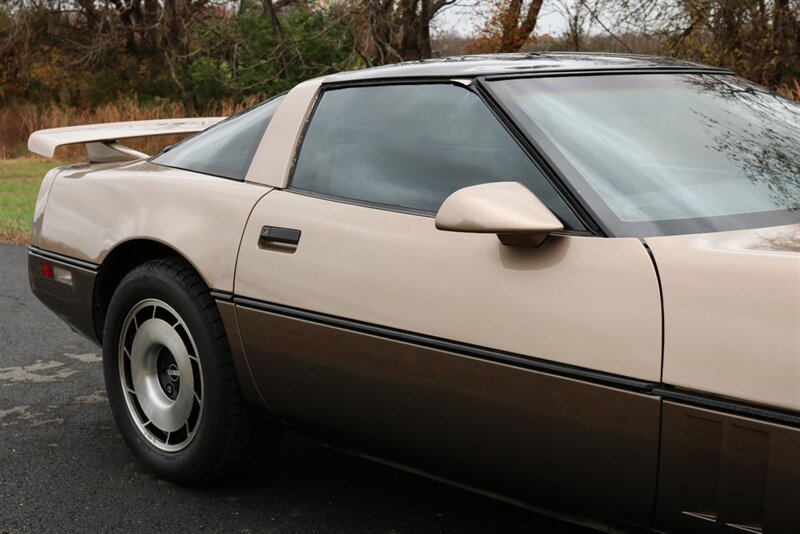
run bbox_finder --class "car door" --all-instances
[234,82,663,523]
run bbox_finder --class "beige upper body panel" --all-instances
[244,77,322,188]
[235,190,663,381]
[34,79,316,285]
[39,161,270,291]
[646,224,800,412]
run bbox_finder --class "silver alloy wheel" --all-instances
[118,298,204,452]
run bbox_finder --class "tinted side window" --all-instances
[291,84,580,228]
[153,95,284,181]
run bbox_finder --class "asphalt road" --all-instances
[0,243,592,533]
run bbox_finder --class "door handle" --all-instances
[259,226,301,252]
[260,226,301,245]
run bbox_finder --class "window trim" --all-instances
[287,187,437,218]
[474,76,601,235]
[285,79,592,234]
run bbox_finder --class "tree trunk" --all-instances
[262,0,292,78]
[418,0,433,58]
[499,0,544,53]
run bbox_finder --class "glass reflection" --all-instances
[492,74,800,236]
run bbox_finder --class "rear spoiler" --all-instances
[28,117,225,162]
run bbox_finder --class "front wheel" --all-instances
[103,258,280,483]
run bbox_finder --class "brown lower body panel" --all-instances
[237,306,661,526]
[28,251,98,343]
[656,402,800,533]
[216,301,276,414]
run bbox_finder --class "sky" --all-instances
[433,1,568,37]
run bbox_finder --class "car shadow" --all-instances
[184,430,594,533]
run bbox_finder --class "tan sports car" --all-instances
[27,53,799,533]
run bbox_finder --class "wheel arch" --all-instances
[93,239,207,344]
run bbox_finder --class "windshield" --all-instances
[490,74,800,237]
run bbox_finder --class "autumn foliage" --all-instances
[469,0,544,54]
[0,0,797,157]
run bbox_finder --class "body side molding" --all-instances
[233,295,655,392]
[29,246,100,272]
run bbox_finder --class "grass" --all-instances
[777,79,800,102]
[0,159,66,245]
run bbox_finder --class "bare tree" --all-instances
[499,0,543,52]
[262,0,295,78]
[351,0,456,64]
[551,0,591,50]
[467,0,544,53]
[599,0,800,87]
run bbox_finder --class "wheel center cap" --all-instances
[166,363,180,382]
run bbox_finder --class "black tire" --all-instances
[102,257,281,483]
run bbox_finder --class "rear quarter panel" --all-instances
[38,161,269,291]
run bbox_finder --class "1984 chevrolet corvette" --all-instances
[26,53,799,532]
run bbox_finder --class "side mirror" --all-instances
[435,182,564,247]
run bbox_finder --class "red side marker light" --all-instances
[41,262,55,280]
